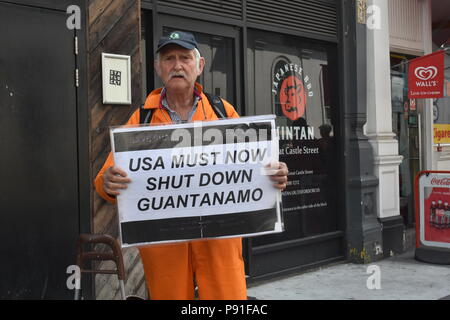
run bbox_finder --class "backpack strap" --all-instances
[139,106,155,125]
[140,92,228,124]
[203,92,228,119]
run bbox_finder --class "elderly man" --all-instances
[94,31,288,300]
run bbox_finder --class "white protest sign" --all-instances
[110,115,283,247]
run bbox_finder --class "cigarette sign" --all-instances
[111,115,283,247]
[433,124,450,144]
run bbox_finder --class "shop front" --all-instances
[1,0,375,299]
[140,0,345,280]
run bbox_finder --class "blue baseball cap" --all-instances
[156,31,199,53]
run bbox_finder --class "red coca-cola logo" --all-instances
[431,177,450,186]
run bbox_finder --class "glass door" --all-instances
[390,53,421,227]
[246,29,344,278]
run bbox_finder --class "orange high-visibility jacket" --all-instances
[94,83,247,300]
[94,83,239,203]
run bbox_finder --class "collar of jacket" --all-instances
[142,82,204,110]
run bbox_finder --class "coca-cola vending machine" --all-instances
[415,171,450,264]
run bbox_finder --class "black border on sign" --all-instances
[121,207,279,245]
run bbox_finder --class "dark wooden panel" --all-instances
[89,0,135,51]
[89,0,114,25]
[87,0,143,299]
[87,1,140,104]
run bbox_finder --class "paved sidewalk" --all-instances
[247,250,450,300]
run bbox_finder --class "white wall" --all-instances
[389,0,425,56]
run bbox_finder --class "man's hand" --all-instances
[102,166,132,197]
[267,162,289,191]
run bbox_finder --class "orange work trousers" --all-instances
[139,237,247,300]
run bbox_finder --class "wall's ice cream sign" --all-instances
[408,50,445,99]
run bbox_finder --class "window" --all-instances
[247,29,340,244]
